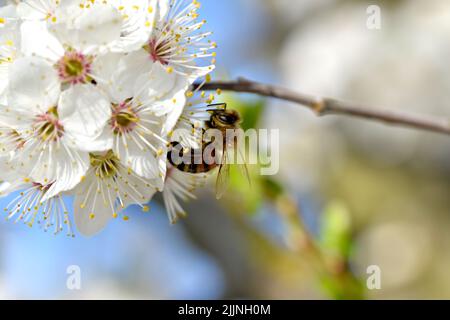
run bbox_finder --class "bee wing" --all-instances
[215,149,230,200]
[237,148,251,188]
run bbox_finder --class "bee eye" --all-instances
[219,115,230,123]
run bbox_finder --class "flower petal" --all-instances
[135,61,189,119]
[17,139,90,201]
[73,175,112,236]
[50,4,122,52]
[20,20,64,61]
[0,18,20,100]
[121,148,167,184]
[8,57,60,114]
[109,0,155,52]
[145,61,189,104]
[58,85,112,150]
[118,168,159,208]
[17,0,56,20]
[96,50,153,102]
[161,89,189,135]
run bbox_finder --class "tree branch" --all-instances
[193,79,450,135]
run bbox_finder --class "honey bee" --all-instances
[168,103,249,199]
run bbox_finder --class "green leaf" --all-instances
[320,200,352,258]
[228,164,263,214]
[261,176,285,201]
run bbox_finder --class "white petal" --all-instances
[8,57,60,114]
[58,85,112,148]
[0,156,21,187]
[115,138,153,176]
[91,52,122,100]
[113,113,167,180]
[0,24,20,98]
[0,65,8,101]
[146,61,189,102]
[161,89,188,135]
[119,146,167,183]
[73,176,112,236]
[18,140,90,200]
[0,4,18,20]
[71,127,114,153]
[113,50,153,102]
[0,104,35,128]
[118,168,159,208]
[50,4,122,51]
[17,0,55,20]
[135,61,189,117]
[109,0,155,52]
[20,21,63,61]
[154,0,169,23]
[95,50,152,102]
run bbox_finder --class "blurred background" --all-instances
[2,0,450,299]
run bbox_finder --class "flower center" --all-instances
[144,38,170,65]
[34,107,64,142]
[65,59,83,76]
[32,182,52,192]
[111,99,139,135]
[56,50,93,85]
[90,150,120,179]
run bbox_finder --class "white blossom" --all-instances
[0,4,20,101]
[73,150,159,236]
[93,50,189,181]
[142,0,216,82]
[0,0,217,236]
[1,57,111,200]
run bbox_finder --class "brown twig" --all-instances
[193,79,450,135]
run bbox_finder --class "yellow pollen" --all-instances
[156,148,164,157]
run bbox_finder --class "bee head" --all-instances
[209,109,241,128]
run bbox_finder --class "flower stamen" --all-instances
[111,99,140,135]
[90,150,120,180]
[56,50,93,85]
[34,106,64,142]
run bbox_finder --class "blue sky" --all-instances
[199,0,275,82]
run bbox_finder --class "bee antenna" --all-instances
[207,103,227,110]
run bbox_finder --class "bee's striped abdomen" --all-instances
[168,142,218,174]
